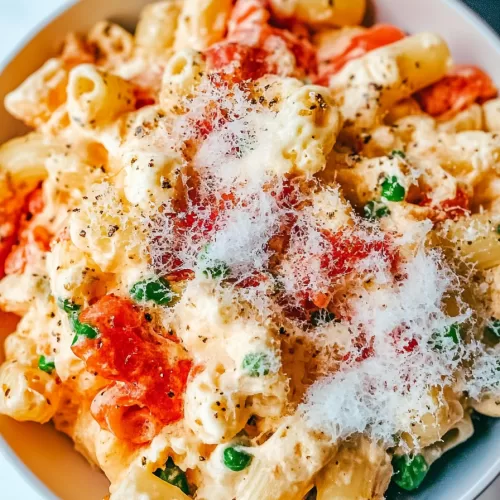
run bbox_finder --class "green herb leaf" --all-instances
[57,297,81,314]
[364,201,390,220]
[444,323,460,344]
[391,149,406,159]
[310,309,336,327]
[242,352,272,377]
[430,323,461,350]
[153,457,190,495]
[381,176,405,202]
[71,321,100,346]
[223,446,252,471]
[202,261,230,279]
[130,276,173,305]
[38,355,55,374]
[485,318,500,342]
[391,454,429,491]
[56,298,99,345]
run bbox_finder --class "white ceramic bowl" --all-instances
[0,0,499,499]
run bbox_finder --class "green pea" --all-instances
[364,201,390,220]
[381,176,405,202]
[391,454,429,491]
[223,446,252,471]
[496,224,500,235]
[38,355,55,374]
[391,149,406,159]
[485,318,500,342]
[311,309,336,327]
[130,276,173,305]
[242,352,272,377]
[153,457,190,495]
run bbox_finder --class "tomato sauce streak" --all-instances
[4,187,51,276]
[72,295,192,443]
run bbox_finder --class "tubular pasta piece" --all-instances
[422,413,474,466]
[437,213,500,271]
[87,21,134,69]
[315,437,392,500]
[330,33,452,130]
[67,64,136,128]
[160,48,206,112]
[270,0,366,28]
[0,360,60,423]
[135,1,182,55]
[399,388,464,449]
[174,0,232,51]
[272,85,341,176]
[110,464,191,500]
[437,103,484,133]
[483,97,500,132]
[471,395,500,417]
[236,415,335,500]
[0,133,52,194]
[4,58,68,128]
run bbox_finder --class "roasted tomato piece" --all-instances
[223,0,316,78]
[73,295,192,440]
[419,188,470,221]
[416,65,497,118]
[322,231,398,279]
[91,382,158,444]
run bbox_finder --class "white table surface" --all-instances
[0,0,498,498]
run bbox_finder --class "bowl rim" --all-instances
[0,0,499,499]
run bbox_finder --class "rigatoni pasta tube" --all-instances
[331,33,452,128]
[315,438,392,500]
[67,64,136,127]
[236,415,335,500]
[174,0,232,51]
[0,361,60,423]
[135,1,182,55]
[437,213,500,270]
[0,133,52,195]
[383,33,452,98]
[110,464,191,500]
[269,0,366,27]
[160,48,206,111]
[471,394,500,417]
[422,413,474,466]
[4,58,68,128]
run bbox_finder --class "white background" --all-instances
[0,0,498,498]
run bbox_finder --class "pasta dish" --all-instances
[1,0,500,498]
